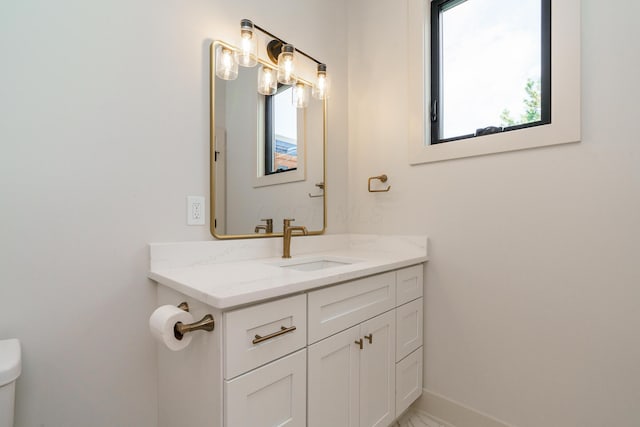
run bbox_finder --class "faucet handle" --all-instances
[257,218,273,233]
[283,218,295,227]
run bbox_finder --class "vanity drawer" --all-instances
[224,349,306,427]
[396,264,423,306]
[396,298,423,361]
[396,346,423,416]
[308,271,396,344]
[224,294,306,379]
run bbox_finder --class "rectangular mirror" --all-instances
[210,40,326,239]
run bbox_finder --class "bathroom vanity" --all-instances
[148,234,427,427]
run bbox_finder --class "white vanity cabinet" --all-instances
[155,262,424,427]
[307,265,423,427]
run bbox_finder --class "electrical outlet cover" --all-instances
[187,196,205,225]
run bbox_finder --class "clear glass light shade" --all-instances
[258,66,277,95]
[312,70,330,100]
[292,82,309,108]
[215,46,238,80]
[277,44,296,85]
[237,20,257,67]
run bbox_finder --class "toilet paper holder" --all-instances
[368,174,391,193]
[173,302,215,340]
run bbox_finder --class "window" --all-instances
[265,85,298,175]
[430,0,551,144]
[407,0,580,164]
[254,84,305,188]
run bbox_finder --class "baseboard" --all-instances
[410,389,516,427]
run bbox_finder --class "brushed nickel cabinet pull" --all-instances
[253,325,297,344]
[355,338,363,350]
[364,333,373,344]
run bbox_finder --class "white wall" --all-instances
[8,0,638,425]
[347,0,640,426]
[0,0,348,425]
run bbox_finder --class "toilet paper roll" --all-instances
[149,305,195,351]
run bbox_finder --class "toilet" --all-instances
[0,339,21,427]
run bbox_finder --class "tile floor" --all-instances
[392,408,448,427]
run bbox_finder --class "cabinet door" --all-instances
[359,310,396,427]
[308,325,361,427]
[396,298,423,362]
[224,349,306,427]
[396,347,423,416]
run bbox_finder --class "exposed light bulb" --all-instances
[293,82,309,108]
[258,65,277,95]
[277,44,296,85]
[312,63,329,100]
[237,19,257,67]
[215,46,238,80]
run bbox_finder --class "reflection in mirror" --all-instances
[211,41,326,239]
[266,86,298,175]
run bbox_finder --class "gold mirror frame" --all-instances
[209,40,327,240]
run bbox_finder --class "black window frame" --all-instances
[430,0,552,144]
[264,84,298,175]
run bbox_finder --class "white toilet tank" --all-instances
[0,339,21,427]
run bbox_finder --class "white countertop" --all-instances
[148,234,428,310]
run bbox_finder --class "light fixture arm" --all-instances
[252,23,324,66]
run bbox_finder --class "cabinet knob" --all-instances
[364,334,373,344]
[354,338,363,350]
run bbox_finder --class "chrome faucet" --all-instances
[255,218,273,234]
[282,218,308,258]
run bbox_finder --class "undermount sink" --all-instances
[275,256,361,272]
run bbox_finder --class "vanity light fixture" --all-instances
[237,19,258,67]
[243,18,329,100]
[277,44,296,85]
[257,65,278,95]
[215,45,238,80]
[216,19,330,100]
[293,82,310,108]
[312,63,329,100]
